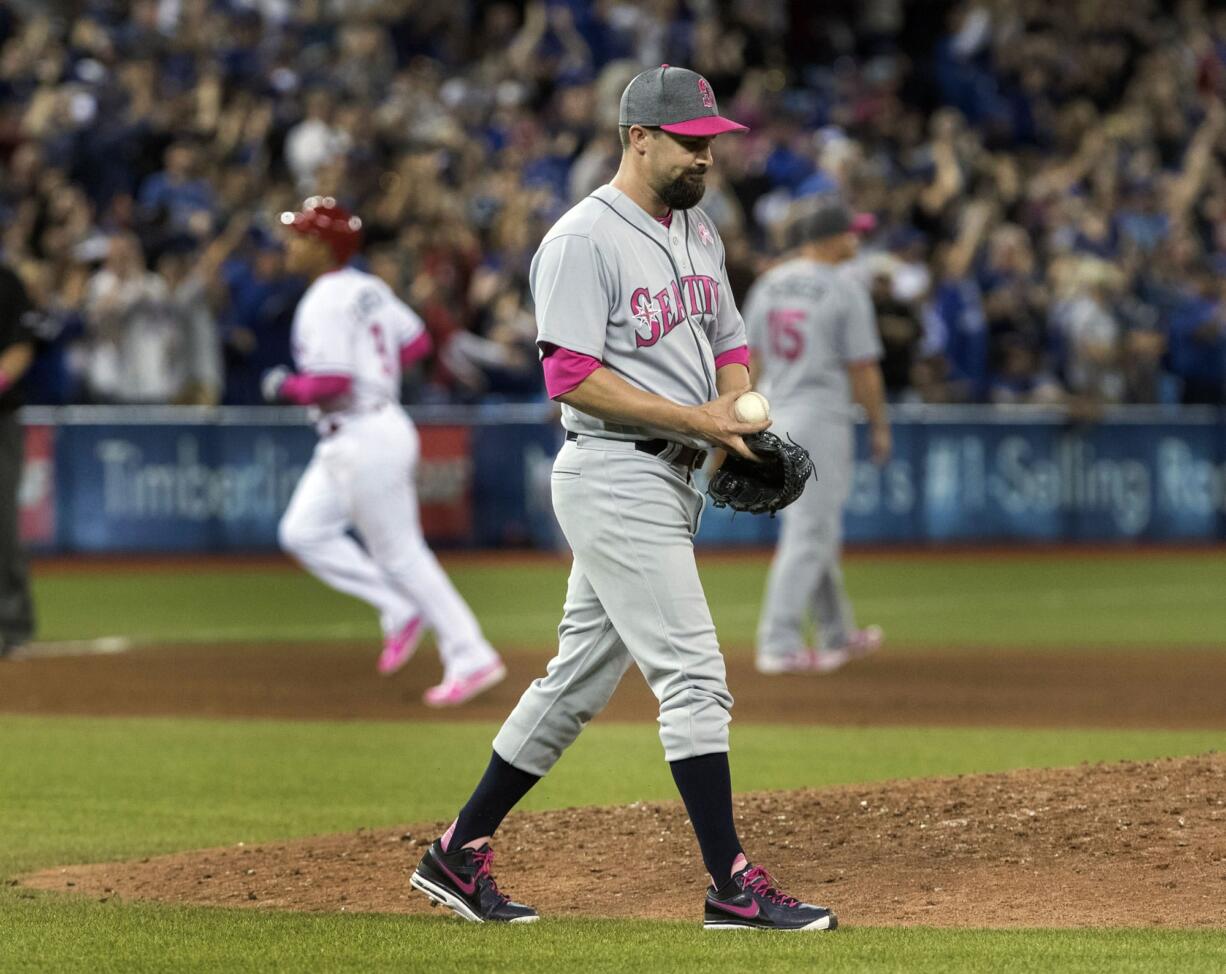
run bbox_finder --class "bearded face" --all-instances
[655,168,707,210]
[645,130,714,210]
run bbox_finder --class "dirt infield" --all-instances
[3,642,1226,728]
[23,754,1226,928]
[9,634,1226,929]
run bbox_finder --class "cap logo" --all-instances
[698,78,714,109]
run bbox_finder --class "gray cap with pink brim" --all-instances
[619,64,750,137]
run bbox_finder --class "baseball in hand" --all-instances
[734,391,771,424]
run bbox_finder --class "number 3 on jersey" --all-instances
[767,309,806,362]
[369,322,395,377]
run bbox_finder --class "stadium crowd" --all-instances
[2,0,1226,407]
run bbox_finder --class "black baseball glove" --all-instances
[707,431,814,516]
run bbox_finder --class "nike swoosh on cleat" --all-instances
[709,898,760,919]
[435,858,477,896]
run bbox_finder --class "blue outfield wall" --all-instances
[18,405,1226,553]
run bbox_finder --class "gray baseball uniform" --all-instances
[492,183,745,775]
[743,257,882,660]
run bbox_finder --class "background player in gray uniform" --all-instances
[745,198,892,675]
[410,66,839,932]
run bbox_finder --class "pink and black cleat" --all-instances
[704,863,837,931]
[410,839,538,923]
[423,658,507,708]
[376,616,424,676]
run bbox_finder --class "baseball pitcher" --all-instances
[745,197,891,674]
[264,197,505,707]
[410,67,838,932]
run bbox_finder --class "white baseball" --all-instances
[734,391,770,424]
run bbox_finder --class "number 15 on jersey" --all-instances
[767,309,806,362]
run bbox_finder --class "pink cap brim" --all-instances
[660,116,750,137]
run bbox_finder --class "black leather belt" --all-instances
[565,430,707,470]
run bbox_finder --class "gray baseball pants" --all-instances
[757,419,856,660]
[494,435,733,776]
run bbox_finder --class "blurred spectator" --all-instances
[220,230,303,405]
[12,256,86,405]
[137,141,217,241]
[83,233,172,402]
[78,228,223,404]
[284,89,350,192]
[2,0,1226,408]
[864,255,924,400]
[919,200,993,402]
[155,237,224,405]
[1049,257,1128,404]
[1166,272,1226,404]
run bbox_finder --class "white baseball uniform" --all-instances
[277,267,499,680]
[743,257,883,660]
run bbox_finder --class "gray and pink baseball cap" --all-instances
[619,65,749,137]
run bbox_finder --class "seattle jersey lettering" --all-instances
[630,274,721,348]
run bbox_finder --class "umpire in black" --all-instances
[0,261,36,656]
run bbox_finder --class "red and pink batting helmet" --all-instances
[279,196,363,265]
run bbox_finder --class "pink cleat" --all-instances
[377,616,424,676]
[811,648,852,673]
[424,659,507,708]
[814,625,885,674]
[845,625,885,658]
[755,650,818,675]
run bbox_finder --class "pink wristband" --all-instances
[280,373,352,406]
[399,332,433,368]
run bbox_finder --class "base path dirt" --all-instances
[3,643,1226,729]
[23,754,1226,928]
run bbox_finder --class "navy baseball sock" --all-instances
[669,752,744,883]
[448,750,541,849]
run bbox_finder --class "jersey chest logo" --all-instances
[630,274,720,348]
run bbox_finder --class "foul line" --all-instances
[9,637,134,660]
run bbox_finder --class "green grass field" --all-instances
[3,551,1226,972]
[30,551,1226,650]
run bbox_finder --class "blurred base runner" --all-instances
[267,197,504,707]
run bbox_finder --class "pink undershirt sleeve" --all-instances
[714,345,750,370]
[280,373,352,405]
[540,343,603,399]
[399,331,433,367]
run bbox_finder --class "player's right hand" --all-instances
[687,389,770,460]
[261,366,292,403]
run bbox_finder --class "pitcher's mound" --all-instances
[22,753,1226,928]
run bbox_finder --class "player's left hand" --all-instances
[261,366,291,403]
[707,431,814,516]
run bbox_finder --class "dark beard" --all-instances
[657,172,706,210]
